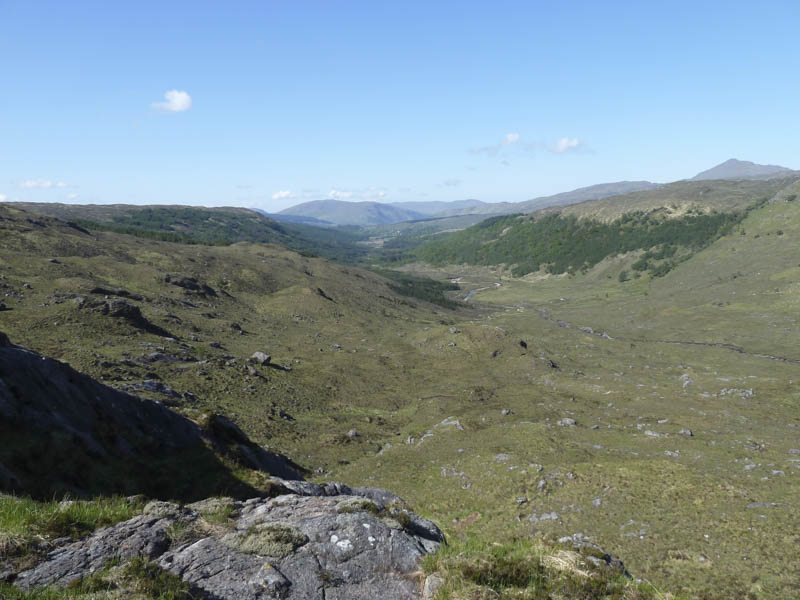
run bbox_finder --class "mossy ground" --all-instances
[422,537,680,599]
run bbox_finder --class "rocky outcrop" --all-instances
[13,484,445,600]
[0,332,301,498]
[76,296,173,337]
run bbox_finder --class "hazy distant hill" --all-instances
[258,210,335,227]
[690,158,792,181]
[435,181,662,217]
[388,199,486,215]
[279,199,427,226]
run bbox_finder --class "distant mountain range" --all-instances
[690,158,792,181]
[272,159,794,227]
[434,181,663,218]
[276,182,661,226]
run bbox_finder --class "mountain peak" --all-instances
[690,158,792,181]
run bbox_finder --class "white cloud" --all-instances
[552,137,583,153]
[329,188,353,200]
[364,186,388,200]
[0,194,7,202]
[469,132,521,156]
[151,90,192,112]
[271,190,293,200]
[17,179,68,189]
[66,193,80,200]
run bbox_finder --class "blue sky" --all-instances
[2,1,799,211]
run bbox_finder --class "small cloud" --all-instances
[500,160,511,167]
[17,179,68,189]
[469,132,521,156]
[0,194,7,202]
[271,190,293,200]
[552,137,584,153]
[364,186,388,200]
[151,90,192,112]
[329,188,353,200]
[442,178,462,187]
[66,193,80,200]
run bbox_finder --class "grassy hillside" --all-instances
[12,202,371,263]
[413,209,746,277]
[409,177,799,278]
[548,177,797,222]
[3,195,800,598]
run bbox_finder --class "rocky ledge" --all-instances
[12,481,444,600]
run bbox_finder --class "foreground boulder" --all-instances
[14,484,445,600]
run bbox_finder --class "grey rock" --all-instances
[437,417,464,431]
[530,511,558,523]
[129,379,181,398]
[158,537,292,599]
[15,515,172,588]
[423,574,443,599]
[644,430,665,438]
[557,418,576,427]
[500,409,512,416]
[143,500,193,520]
[187,497,236,515]
[679,429,694,437]
[14,486,443,600]
[251,352,272,365]
[789,449,800,455]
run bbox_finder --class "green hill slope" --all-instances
[12,202,370,263]
[411,177,799,277]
